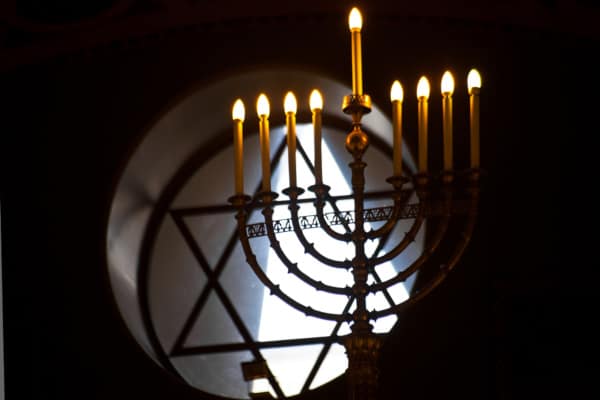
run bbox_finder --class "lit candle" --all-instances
[417,76,430,173]
[441,71,455,171]
[256,93,271,193]
[348,8,363,95]
[390,80,404,176]
[284,91,298,188]
[310,89,323,185]
[232,99,245,195]
[468,69,482,168]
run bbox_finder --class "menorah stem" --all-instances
[350,155,369,329]
[344,123,380,400]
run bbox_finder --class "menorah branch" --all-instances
[309,184,352,242]
[364,176,410,240]
[262,205,353,296]
[370,171,480,320]
[234,205,350,322]
[288,199,351,269]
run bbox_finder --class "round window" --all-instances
[106,70,423,399]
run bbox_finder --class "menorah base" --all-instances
[344,331,383,400]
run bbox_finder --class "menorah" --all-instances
[228,7,482,400]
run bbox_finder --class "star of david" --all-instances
[163,132,410,398]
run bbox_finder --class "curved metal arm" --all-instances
[364,196,403,240]
[235,207,350,322]
[366,203,427,269]
[370,206,477,320]
[288,200,351,269]
[367,174,428,267]
[369,174,480,319]
[365,176,410,240]
[369,205,448,291]
[314,199,353,242]
[262,206,353,296]
[369,174,453,290]
[308,184,352,242]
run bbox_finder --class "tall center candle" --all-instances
[348,8,363,95]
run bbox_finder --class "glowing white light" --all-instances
[441,71,455,95]
[257,94,270,118]
[390,80,403,102]
[467,69,482,90]
[417,77,430,99]
[348,8,362,31]
[232,99,245,121]
[309,89,323,111]
[284,92,297,114]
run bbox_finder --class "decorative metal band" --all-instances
[246,204,420,238]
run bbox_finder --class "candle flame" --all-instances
[441,71,455,95]
[467,69,482,90]
[256,93,270,118]
[390,80,404,102]
[309,89,323,111]
[232,99,245,121]
[284,91,297,114]
[417,76,430,99]
[348,7,362,31]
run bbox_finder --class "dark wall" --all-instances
[1,8,588,400]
